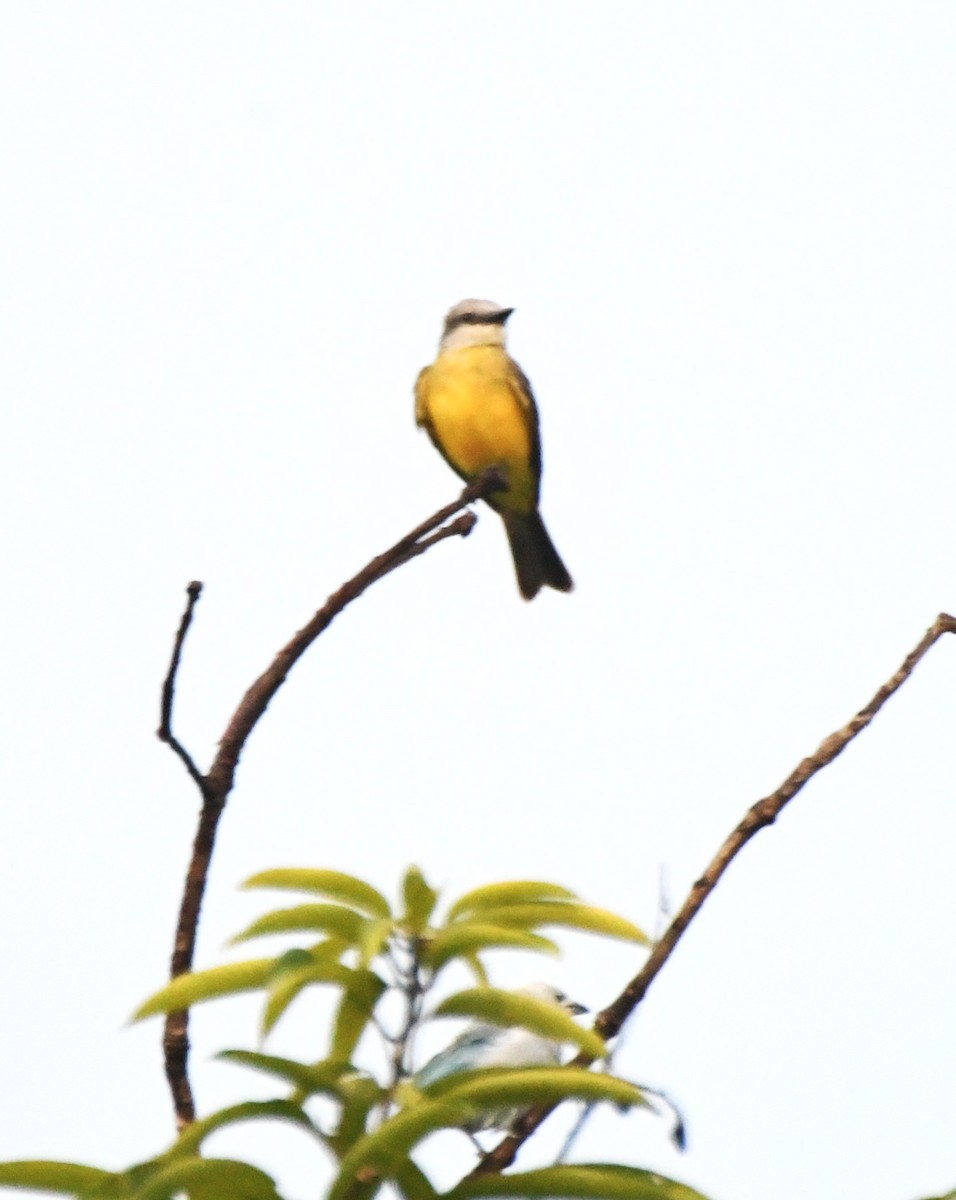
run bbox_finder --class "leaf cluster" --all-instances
[0,867,712,1200]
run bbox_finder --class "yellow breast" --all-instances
[417,345,538,513]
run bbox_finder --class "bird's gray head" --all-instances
[515,981,588,1016]
[439,298,515,353]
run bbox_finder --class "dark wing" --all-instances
[507,357,543,502]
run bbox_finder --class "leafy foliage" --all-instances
[445,1164,714,1199]
[0,866,705,1200]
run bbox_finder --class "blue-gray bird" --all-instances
[414,982,588,1132]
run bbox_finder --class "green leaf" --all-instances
[330,971,388,1061]
[244,869,391,919]
[394,1159,440,1200]
[261,958,383,1043]
[418,1066,647,1113]
[402,867,438,934]
[0,1161,114,1195]
[474,903,649,944]
[448,881,577,921]
[133,1157,281,1200]
[424,924,558,971]
[217,1050,353,1097]
[445,1164,715,1199]
[233,904,365,944]
[272,946,317,972]
[132,959,274,1020]
[291,938,350,966]
[435,988,606,1059]
[92,1159,156,1198]
[464,953,489,986]
[329,1100,474,1200]
[330,1074,385,1156]
[262,956,351,1038]
[169,1100,317,1158]
[357,916,394,966]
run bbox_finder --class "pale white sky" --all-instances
[1,5,955,1199]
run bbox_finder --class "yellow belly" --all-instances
[420,346,537,513]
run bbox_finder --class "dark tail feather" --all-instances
[501,511,573,601]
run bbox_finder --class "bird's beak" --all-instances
[495,307,515,323]
[567,1001,588,1016]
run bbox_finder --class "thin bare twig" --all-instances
[203,476,497,802]
[557,1079,686,1164]
[382,937,429,1119]
[473,612,956,1175]
[157,472,503,1129]
[156,581,208,1125]
[157,582,207,797]
[555,861,680,1164]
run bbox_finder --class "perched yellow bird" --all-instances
[414,299,573,600]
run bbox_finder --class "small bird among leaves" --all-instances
[414,982,588,1133]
